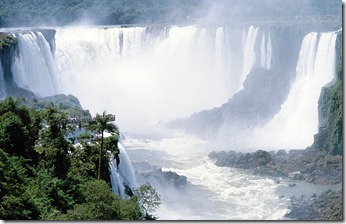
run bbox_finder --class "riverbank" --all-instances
[208,147,342,220]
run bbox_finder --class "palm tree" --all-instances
[88,111,118,180]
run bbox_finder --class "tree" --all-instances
[64,180,122,220]
[87,111,118,181]
[37,106,72,178]
[0,97,40,162]
[135,183,161,220]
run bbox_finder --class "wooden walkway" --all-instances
[67,114,115,124]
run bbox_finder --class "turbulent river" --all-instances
[123,130,340,220]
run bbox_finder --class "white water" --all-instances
[109,157,126,198]
[51,25,262,132]
[125,132,321,220]
[247,32,337,150]
[0,59,5,99]
[241,25,259,89]
[109,140,137,198]
[260,32,272,70]
[2,25,339,220]
[12,31,57,97]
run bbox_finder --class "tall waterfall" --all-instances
[260,33,272,70]
[1,25,337,151]
[12,31,57,97]
[0,59,5,99]
[241,25,259,89]
[248,31,337,149]
[109,140,137,198]
[50,25,265,132]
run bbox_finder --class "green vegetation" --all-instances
[86,111,118,180]
[313,33,343,156]
[135,183,161,220]
[0,33,18,49]
[0,95,160,220]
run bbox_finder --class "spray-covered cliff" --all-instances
[0,22,341,152]
[167,23,340,151]
[312,33,342,155]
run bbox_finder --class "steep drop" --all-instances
[248,31,337,150]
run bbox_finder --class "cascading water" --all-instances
[0,59,5,99]
[12,31,57,97]
[109,140,137,198]
[248,31,337,150]
[1,24,340,220]
[241,25,259,88]
[52,25,258,132]
[260,32,272,70]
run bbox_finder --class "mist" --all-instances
[0,0,341,28]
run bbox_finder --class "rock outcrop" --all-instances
[209,148,342,185]
[284,189,342,220]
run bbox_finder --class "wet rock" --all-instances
[208,147,342,185]
[136,168,187,188]
[288,182,297,187]
[285,189,342,220]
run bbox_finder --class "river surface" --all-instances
[122,129,341,220]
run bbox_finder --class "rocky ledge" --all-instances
[208,148,342,185]
[133,161,188,188]
[284,189,342,220]
[209,148,342,220]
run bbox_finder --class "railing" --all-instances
[67,114,115,124]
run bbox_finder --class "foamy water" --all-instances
[124,131,290,220]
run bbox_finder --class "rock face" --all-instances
[133,162,187,188]
[284,189,342,220]
[312,33,342,156]
[209,148,342,185]
[0,32,35,98]
[209,148,342,220]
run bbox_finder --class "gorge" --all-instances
[0,20,342,220]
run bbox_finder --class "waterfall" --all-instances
[52,25,253,132]
[241,25,259,88]
[3,25,338,151]
[12,31,57,97]
[0,60,5,99]
[249,31,337,149]
[266,34,272,70]
[117,140,137,190]
[109,157,126,198]
[260,33,272,70]
[109,140,137,198]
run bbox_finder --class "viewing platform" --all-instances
[67,114,115,124]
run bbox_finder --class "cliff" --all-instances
[0,32,35,98]
[312,32,342,155]
[167,24,333,139]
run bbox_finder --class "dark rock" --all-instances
[285,189,342,220]
[209,147,341,185]
[136,168,187,188]
[288,183,296,187]
[275,149,287,157]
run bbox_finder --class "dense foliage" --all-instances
[0,33,18,49]
[0,0,341,27]
[0,95,158,220]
